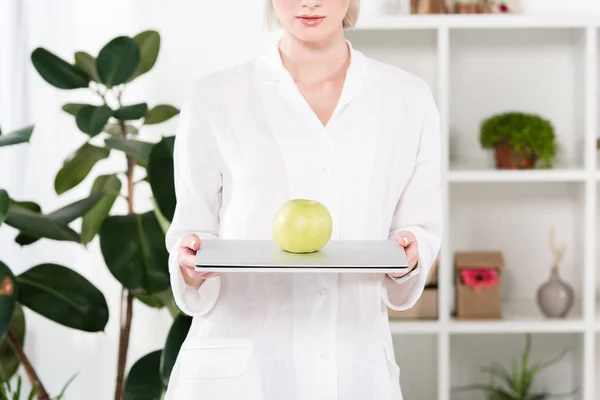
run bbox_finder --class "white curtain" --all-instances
[0,0,277,398]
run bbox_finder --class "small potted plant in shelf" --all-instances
[452,333,577,399]
[479,111,557,169]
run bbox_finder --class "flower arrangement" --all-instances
[461,268,499,290]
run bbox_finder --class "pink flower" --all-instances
[461,269,499,290]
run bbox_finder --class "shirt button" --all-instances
[320,287,329,296]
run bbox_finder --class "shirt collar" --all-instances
[254,39,369,119]
[254,39,370,83]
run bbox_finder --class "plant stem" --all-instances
[113,121,137,400]
[114,289,134,400]
[6,330,50,400]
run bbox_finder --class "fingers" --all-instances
[178,234,201,269]
[180,233,201,251]
[395,231,416,248]
[178,234,221,284]
[395,231,418,270]
[405,244,418,270]
[181,265,220,280]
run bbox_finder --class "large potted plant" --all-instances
[479,111,557,169]
[0,124,110,399]
[29,30,191,399]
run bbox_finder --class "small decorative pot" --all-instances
[494,143,536,169]
[536,268,574,318]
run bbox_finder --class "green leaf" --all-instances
[30,48,89,90]
[0,190,9,225]
[8,200,40,213]
[4,205,80,243]
[529,347,568,377]
[75,105,113,137]
[160,313,192,386]
[104,138,154,167]
[123,350,163,400]
[99,212,170,296]
[0,262,16,342]
[114,103,148,121]
[103,122,138,136]
[127,30,160,83]
[0,303,25,382]
[147,136,175,221]
[144,105,179,125]
[480,364,514,391]
[151,197,170,235]
[0,125,34,148]
[55,142,110,195]
[52,374,78,400]
[62,103,87,117]
[49,193,106,222]
[15,193,105,246]
[16,264,109,332]
[81,175,122,245]
[136,289,179,318]
[74,51,100,82]
[96,36,140,87]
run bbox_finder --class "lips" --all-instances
[296,15,325,27]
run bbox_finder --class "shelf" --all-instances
[389,320,440,334]
[448,29,587,172]
[346,12,600,400]
[450,302,585,334]
[449,169,589,183]
[355,14,600,31]
[389,302,584,334]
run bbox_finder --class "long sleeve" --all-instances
[165,81,224,317]
[382,86,443,312]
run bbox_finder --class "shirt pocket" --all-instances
[179,338,254,380]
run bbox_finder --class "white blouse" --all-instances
[164,40,443,400]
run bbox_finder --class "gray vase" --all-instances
[536,268,574,318]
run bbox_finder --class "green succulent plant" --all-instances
[452,334,577,400]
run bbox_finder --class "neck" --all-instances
[278,30,349,84]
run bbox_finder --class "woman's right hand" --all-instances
[178,233,221,289]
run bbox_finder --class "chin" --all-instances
[289,25,339,44]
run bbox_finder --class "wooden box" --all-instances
[388,257,439,320]
[454,251,504,320]
[388,288,438,319]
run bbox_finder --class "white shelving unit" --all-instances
[347,13,600,400]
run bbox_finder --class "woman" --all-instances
[164,0,442,399]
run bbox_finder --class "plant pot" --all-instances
[494,142,536,169]
[453,3,479,13]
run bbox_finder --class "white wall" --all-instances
[1,0,600,399]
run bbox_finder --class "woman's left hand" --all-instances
[388,231,418,278]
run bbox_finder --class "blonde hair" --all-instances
[265,0,360,30]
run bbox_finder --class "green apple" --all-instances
[272,199,333,254]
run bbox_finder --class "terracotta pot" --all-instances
[453,3,478,13]
[494,143,536,169]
